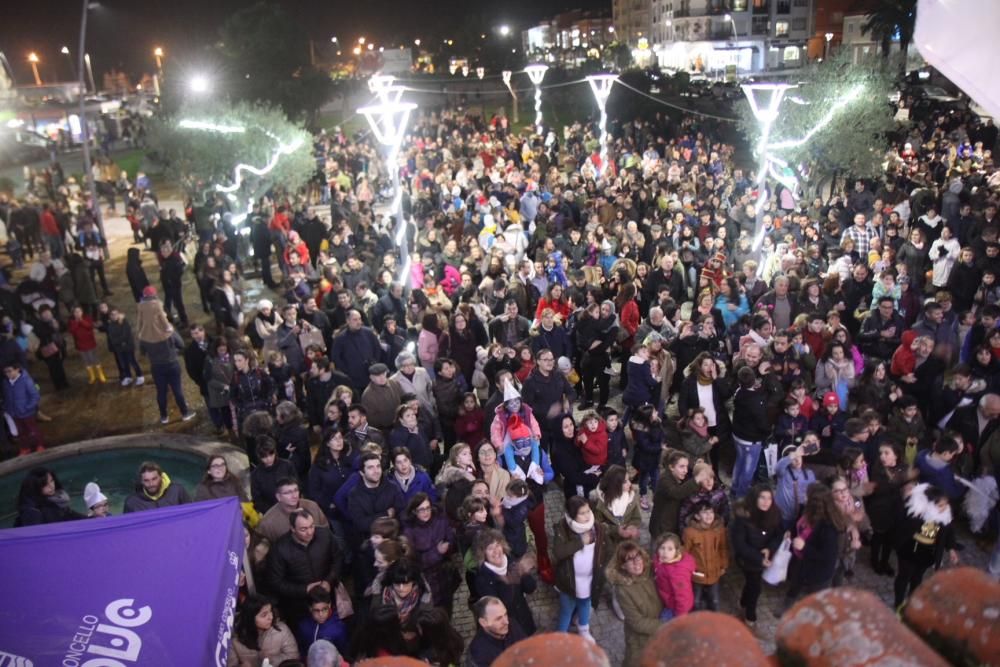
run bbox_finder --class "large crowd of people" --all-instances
[2,94,1000,667]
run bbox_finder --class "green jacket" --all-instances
[650,473,699,541]
[606,558,663,667]
[591,488,642,547]
[551,517,613,604]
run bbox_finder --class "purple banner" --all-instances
[0,497,244,666]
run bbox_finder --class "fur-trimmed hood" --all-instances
[906,483,953,526]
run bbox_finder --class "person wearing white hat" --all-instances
[84,482,110,517]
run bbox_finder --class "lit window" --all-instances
[783,45,800,61]
[775,21,789,36]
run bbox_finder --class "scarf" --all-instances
[689,420,710,438]
[566,513,595,534]
[393,468,415,493]
[484,554,509,577]
[383,583,421,623]
[607,490,633,518]
[825,357,855,385]
[696,370,714,386]
[502,494,529,510]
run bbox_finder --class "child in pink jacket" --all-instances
[653,532,696,620]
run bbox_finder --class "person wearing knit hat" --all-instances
[84,482,110,517]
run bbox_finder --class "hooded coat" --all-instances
[551,517,612,603]
[605,554,663,667]
[136,297,173,344]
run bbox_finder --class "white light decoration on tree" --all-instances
[178,119,246,134]
[524,64,548,135]
[357,96,418,284]
[741,82,865,250]
[586,73,618,177]
[502,70,519,124]
[179,119,307,225]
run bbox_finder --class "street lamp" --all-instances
[586,74,618,177]
[502,70,518,124]
[499,25,511,37]
[524,64,548,135]
[414,38,421,46]
[330,36,338,43]
[78,0,108,258]
[357,95,418,285]
[60,46,76,80]
[476,67,485,80]
[724,13,738,39]
[824,32,834,59]
[28,52,41,85]
[153,46,163,70]
[84,53,96,93]
[189,74,209,93]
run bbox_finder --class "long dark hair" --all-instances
[599,464,629,505]
[416,606,465,665]
[16,467,59,506]
[233,595,279,650]
[315,428,353,469]
[745,484,781,532]
[802,483,847,531]
[354,603,407,659]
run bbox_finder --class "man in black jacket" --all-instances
[346,453,404,541]
[158,240,188,327]
[731,366,769,499]
[643,254,686,306]
[183,324,210,410]
[858,297,906,361]
[521,349,576,448]
[330,310,382,393]
[468,597,527,667]
[266,509,342,625]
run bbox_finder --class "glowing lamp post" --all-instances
[502,70,518,124]
[586,74,618,177]
[476,67,485,80]
[28,53,41,85]
[741,83,792,223]
[524,64,548,135]
[358,97,418,283]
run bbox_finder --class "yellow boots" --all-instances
[87,365,108,384]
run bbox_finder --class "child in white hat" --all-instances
[84,482,110,518]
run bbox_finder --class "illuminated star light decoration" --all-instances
[524,64,548,135]
[178,118,307,225]
[586,74,618,178]
[357,95,418,285]
[741,82,864,251]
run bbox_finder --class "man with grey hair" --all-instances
[307,639,342,667]
[755,275,799,331]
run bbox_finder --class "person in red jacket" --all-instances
[653,532,696,620]
[534,283,571,323]
[455,392,485,444]
[40,203,63,258]
[67,306,106,384]
[576,411,608,469]
[283,230,310,269]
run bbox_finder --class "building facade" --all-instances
[645,0,814,74]
[613,0,653,46]
[522,10,615,67]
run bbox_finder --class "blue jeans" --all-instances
[151,363,189,419]
[113,350,143,380]
[637,463,659,497]
[695,582,720,611]
[732,436,762,499]
[556,592,592,631]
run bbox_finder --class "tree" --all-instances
[148,98,314,210]
[216,2,333,125]
[735,50,899,199]
[862,0,916,70]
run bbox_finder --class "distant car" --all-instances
[905,85,966,109]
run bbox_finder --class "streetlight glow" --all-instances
[189,75,209,93]
[524,64,548,135]
[154,47,163,57]
[414,38,421,46]
[28,52,39,63]
[61,46,70,55]
[499,25,511,36]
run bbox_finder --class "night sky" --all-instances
[0,0,608,84]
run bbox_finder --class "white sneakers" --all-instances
[121,378,133,387]
[577,625,595,642]
[121,376,145,387]
[181,411,197,422]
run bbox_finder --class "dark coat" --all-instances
[403,510,458,606]
[730,507,784,573]
[345,479,405,537]
[14,494,85,527]
[551,518,613,604]
[520,368,576,433]
[251,457,298,514]
[388,426,433,470]
[650,473,699,540]
[330,326,383,392]
[731,384,770,442]
[307,452,358,521]
[473,564,537,635]
[467,619,526,667]
[266,527,342,607]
